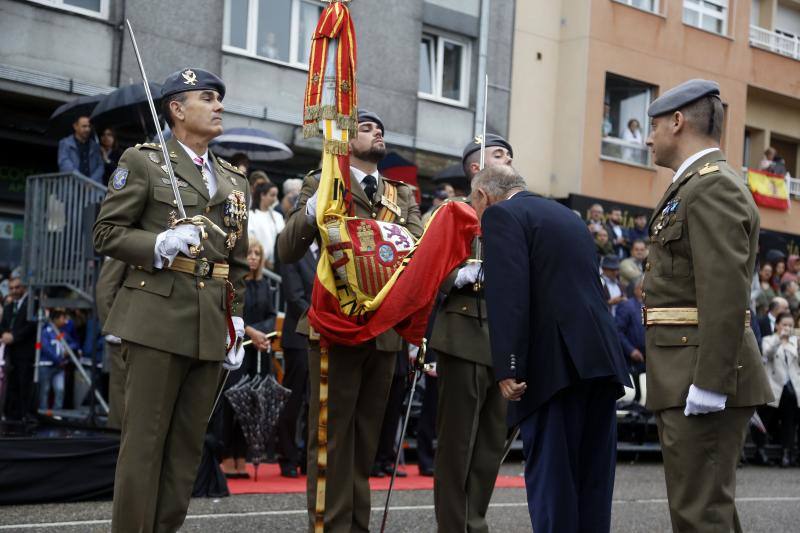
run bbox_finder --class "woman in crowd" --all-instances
[219,240,276,478]
[761,312,800,467]
[755,263,777,315]
[248,181,285,271]
[99,128,122,186]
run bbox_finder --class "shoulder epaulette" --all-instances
[698,163,720,176]
[218,157,246,177]
[137,142,161,150]
[305,168,322,180]
[382,176,416,190]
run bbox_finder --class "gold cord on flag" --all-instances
[314,344,330,532]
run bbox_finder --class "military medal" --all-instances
[223,190,247,250]
[653,197,681,236]
[148,152,161,164]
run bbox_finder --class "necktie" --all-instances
[193,156,211,194]
[362,174,377,204]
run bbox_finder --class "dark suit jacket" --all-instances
[615,297,646,361]
[244,278,276,336]
[0,294,37,362]
[279,249,317,350]
[482,192,630,425]
[757,315,774,337]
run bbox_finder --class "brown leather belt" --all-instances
[168,256,229,280]
[643,307,751,327]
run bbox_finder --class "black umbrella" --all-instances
[433,163,469,191]
[90,82,163,134]
[210,128,293,162]
[48,94,105,138]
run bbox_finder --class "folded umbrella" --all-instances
[48,94,105,138]
[210,127,293,162]
[90,82,163,135]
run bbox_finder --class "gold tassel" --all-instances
[323,139,349,155]
[303,123,321,139]
[314,344,330,533]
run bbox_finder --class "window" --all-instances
[418,31,471,107]
[26,0,108,18]
[614,0,660,14]
[224,0,324,68]
[601,74,655,167]
[683,0,728,35]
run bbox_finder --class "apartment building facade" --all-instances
[510,0,800,250]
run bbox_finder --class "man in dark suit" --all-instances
[473,165,630,533]
[1,275,38,421]
[758,297,788,337]
[277,245,317,477]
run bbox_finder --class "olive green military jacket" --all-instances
[96,258,128,328]
[643,149,772,411]
[93,137,250,361]
[429,234,491,367]
[276,170,423,352]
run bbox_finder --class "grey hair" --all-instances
[471,165,527,199]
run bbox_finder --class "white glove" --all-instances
[454,262,483,289]
[153,224,201,268]
[223,317,246,371]
[684,384,727,416]
[104,334,122,345]
[305,190,319,218]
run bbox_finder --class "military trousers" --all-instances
[434,352,507,533]
[306,340,395,533]
[105,342,127,430]
[656,406,754,533]
[111,342,220,533]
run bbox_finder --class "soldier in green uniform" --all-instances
[277,110,423,533]
[643,79,773,533]
[93,68,250,533]
[430,134,511,533]
[95,257,127,430]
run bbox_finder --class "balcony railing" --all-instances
[750,25,800,61]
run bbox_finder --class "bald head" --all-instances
[470,165,527,220]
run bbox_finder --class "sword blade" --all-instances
[479,74,489,171]
[379,369,421,533]
[207,369,231,423]
[500,424,521,464]
[124,19,186,220]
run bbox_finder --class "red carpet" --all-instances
[226,463,525,495]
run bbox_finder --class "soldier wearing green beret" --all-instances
[93,67,250,533]
[429,134,511,533]
[643,79,772,533]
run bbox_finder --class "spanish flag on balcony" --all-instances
[747,168,790,211]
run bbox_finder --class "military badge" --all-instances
[148,152,161,164]
[223,190,247,250]
[111,168,128,190]
[182,69,197,86]
[654,197,681,235]
[347,219,415,296]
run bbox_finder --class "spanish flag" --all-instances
[748,168,790,211]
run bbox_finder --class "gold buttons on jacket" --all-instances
[681,336,688,344]
[400,218,406,224]
[461,306,468,312]
[198,281,205,289]
[140,281,146,287]
[645,262,651,271]
[205,207,211,214]
[372,212,377,218]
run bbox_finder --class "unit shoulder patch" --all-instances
[111,168,128,190]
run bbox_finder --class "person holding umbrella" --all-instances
[57,116,104,183]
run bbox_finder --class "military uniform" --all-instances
[643,80,772,533]
[95,257,128,430]
[93,69,249,533]
[429,234,507,533]
[277,153,422,531]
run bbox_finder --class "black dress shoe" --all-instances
[756,447,773,466]
[369,464,386,478]
[418,467,434,477]
[781,450,792,468]
[280,464,298,478]
[382,464,407,478]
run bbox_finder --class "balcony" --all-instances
[750,25,800,61]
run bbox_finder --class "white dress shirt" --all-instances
[672,147,718,183]
[177,140,218,197]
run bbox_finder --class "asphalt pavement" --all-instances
[1,462,799,532]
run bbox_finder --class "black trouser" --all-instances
[4,353,34,421]
[375,356,407,466]
[755,384,799,452]
[416,373,437,472]
[276,347,309,468]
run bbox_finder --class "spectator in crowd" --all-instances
[781,280,800,314]
[605,207,628,258]
[421,187,451,225]
[773,259,787,292]
[760,312,800,467]
[628,213,649,243]
[601,255,625,316]
[595,227,614,260]
[277,241,317,478]
[248,181,285,271]
[229,153,250,176]
[622,119,644,163]
[219,240,275,478]
[57,116,104,183]
[759,297,790,337]
[759,147,776,171]
[602,102,613,137]
[768,154,789,177]
[620,239,648,287]
[781,255,799,284]
[279,178,304,216]
[38,309,78,410]
[755,263,777,314]
[248,169,270,199]
[98,128,122,186]
[615,275,646,401]
[283,178,303,198]
[0,273,37,421]
[586,203,605,234]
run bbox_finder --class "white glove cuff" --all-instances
[153,232,168,269]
